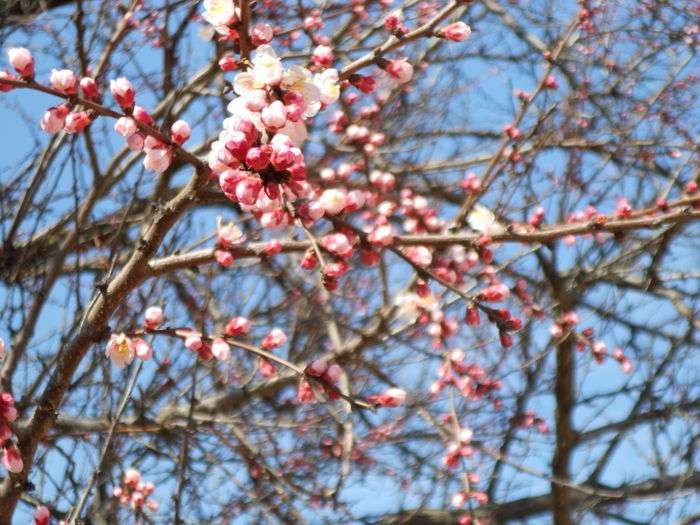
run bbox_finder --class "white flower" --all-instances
[202,0,237,29]
[235,45,284,89]
[105,333,135,368]
[394,292,437,321]
[467,204,506,235]
[281,65,322,117]
[313,69,340,105]
[277,119,308,147]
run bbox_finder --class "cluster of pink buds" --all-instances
[298,359,344,403]
[461,172,482,194]
[563,205,605,246]
[178,330,230,362]
[442,427,475,468]
[206,43,341,229]
[451,486,488,508]
[0,391,21,474]
[511,410,549,433]
[549,310,580,338]
[367,387,407,407]
[399,188,444,233]
[431,350,502,404]
[113,468,158,513]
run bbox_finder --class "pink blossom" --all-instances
[211,338,231,360]
[49,69,77,94]
[184,333,203,351]
[261,100,287,130]
[251,23,274,46]
[311,45,334,68]
[40,105,69,134]
[0,392,17,422]
[7,47,34,77]
[110,77,135,110]
[373,387,407,407]
[225,316,251,336]
[170,120,191,144]
[127,132,145,151]
[306,358,328,377]
[124,468,141,487]
[325,363,343,382]
[440,21,472,41]
[3,445,23,473]
[143,306,163,329]
[80,77,100,100]
[64,112,90,133]
[114,116,138,137]
[34,505,50,525]
[133,338,153,360]
[385,58,413,84]
[215,249,234,267]
[321,233,354,258]
[367,223,396,246]
[261,328,287,350]
[0,70,15,92]
[245,147,269,170]
[318,188,348,215]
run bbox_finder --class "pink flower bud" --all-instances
[143,306,164,328]
[306,358,328,377]
[385,58,413,84]
[3,445,23,474]
[215,249,234,267]
[225,316,251,336]
[245,147,269,171]
[324,363,343,382]
[218,56,238,71]
[440,21,472,42]
[251,23,274,46]
[311,45,334,68]
[127,132,145,151]
[34,505,50,525]
[318,188,347,215]
[184,334,203,351]
[261,100,287,130]
[133,338,153,360]
[375,387,406,407]
[170,120,191,144]
[110,77,135,110]
[79,77,100,100]
[0,70,16,92]
[64,112,90,133]
[261,328,287,350]
[114,116,138,137]
[50,69,77,94]
[244,89,267,111]
[132,105,154,126]
[211,338,231,360]
[40,105,69,134]
[7,47,34,77]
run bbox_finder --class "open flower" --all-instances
[202,0,237,29]
[105,333,135,368]
[234,45,284,93]
[313,69,340,105]
[281,65,321,117]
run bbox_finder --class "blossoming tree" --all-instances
[0,0,699,523]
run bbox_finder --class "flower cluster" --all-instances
[0,391,21,474]
[209,44,341,229]
[113,468,158,513]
